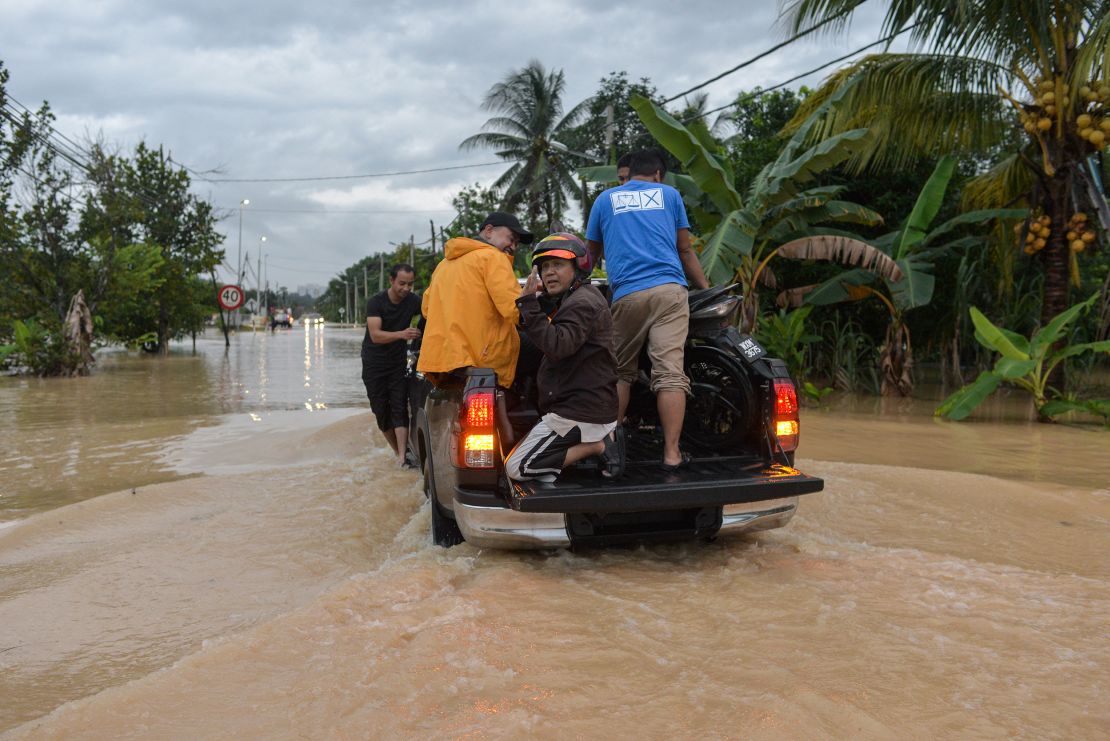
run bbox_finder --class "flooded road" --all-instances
[1,328,1108,739]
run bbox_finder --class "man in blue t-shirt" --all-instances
[585,149,709,471]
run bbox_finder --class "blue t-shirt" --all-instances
[585,179,690,303]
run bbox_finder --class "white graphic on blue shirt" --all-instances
[610,187,664,214]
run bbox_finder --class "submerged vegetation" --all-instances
[0,62,223,375]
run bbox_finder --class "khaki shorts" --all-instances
[611,283,690,393]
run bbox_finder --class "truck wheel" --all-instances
[424,457,464,548]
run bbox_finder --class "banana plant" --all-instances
[936,293,1110,422]
[615,78,892,333]
[778,155,1026,395]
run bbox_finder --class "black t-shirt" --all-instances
[361,290,421,373]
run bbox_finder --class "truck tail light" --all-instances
[773,379,799,452]
[459,390,496,468]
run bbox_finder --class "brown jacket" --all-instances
[516,284,617,424]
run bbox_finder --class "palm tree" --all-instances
[780,0,1110,328]
[460,60,588,231]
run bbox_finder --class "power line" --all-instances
[681,27,913,125]
[5,94,97,164]
[195,161,506,184]
[660,4,862,104]
[216,205,456,215]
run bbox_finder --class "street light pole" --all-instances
[237,199,249,283]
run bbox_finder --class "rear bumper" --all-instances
[454,503,572,549]
[507,463,822,513]
[454,495,801,550]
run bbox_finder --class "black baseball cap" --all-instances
[481,211,534,244]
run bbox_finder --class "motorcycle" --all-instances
[622,283,771,455]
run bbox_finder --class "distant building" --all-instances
[297,283,324,298]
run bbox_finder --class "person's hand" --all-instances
[521,269,543,297]
[400,327,422,341]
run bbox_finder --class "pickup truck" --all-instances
[406,285,824,549]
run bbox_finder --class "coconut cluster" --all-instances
[1018,78,1110,150]
[1019,213,1053,255]
[1065,212,1096,253]
[1016,211,1097,255]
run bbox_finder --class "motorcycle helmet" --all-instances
[530,232,593,282]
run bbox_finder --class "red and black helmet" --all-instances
[530,232,593,280]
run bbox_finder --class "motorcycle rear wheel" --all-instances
[682,346,758,453]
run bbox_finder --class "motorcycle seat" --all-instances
[688,283,739,314]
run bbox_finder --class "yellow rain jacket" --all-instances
[418,237,521,387]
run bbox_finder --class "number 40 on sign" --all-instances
[218,284,245,311]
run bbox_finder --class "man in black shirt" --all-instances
[362,263,422,467]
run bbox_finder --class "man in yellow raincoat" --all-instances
[418,212,533,387]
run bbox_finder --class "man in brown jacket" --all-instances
[505,233,621,482]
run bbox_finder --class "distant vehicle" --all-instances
[408,283,824,549]
[270,311,292,329]
[301,312,324,325]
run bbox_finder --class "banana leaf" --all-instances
[756,129,871,205]
[577,165,702,200]
[578,165,617,183]
[699,210,755,285]
[895,155,956,258]
[630,95,742,216]
[1046,340,1110,364]
[1039,398,1110,421]
[1029,293,1099,356]
[974,327,1031,355]
[777,235,902,282]
[994,356,1037,379]
[889,255,935,311]
[935,370,1003,420]
[788,202,883,234]
[969,307,1030,361]
[795,268,876,306]
[922,208,1029,248]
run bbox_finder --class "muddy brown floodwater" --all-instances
[1,327,1108,739]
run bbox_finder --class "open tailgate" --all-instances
[508,461,823,514]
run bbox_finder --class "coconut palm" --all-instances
[460,60,588,231]
[779,0,1110,329]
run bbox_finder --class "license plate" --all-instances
[737,336,766,361]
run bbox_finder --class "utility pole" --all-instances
[430,220,436,259]
[379,254,384,291]
[256,251,262,320]
[581,176,589,228]
[410,234,415,269]
[605,104,615,164]
[262,254,269,318]
[237,199,249,284]
[363,265,369,300]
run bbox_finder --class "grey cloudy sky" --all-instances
[1,0,891,295]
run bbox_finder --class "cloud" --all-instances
[2,0,888,290]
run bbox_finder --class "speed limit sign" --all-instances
[218,284,245,310]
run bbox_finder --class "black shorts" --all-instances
[363,367,407,432]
